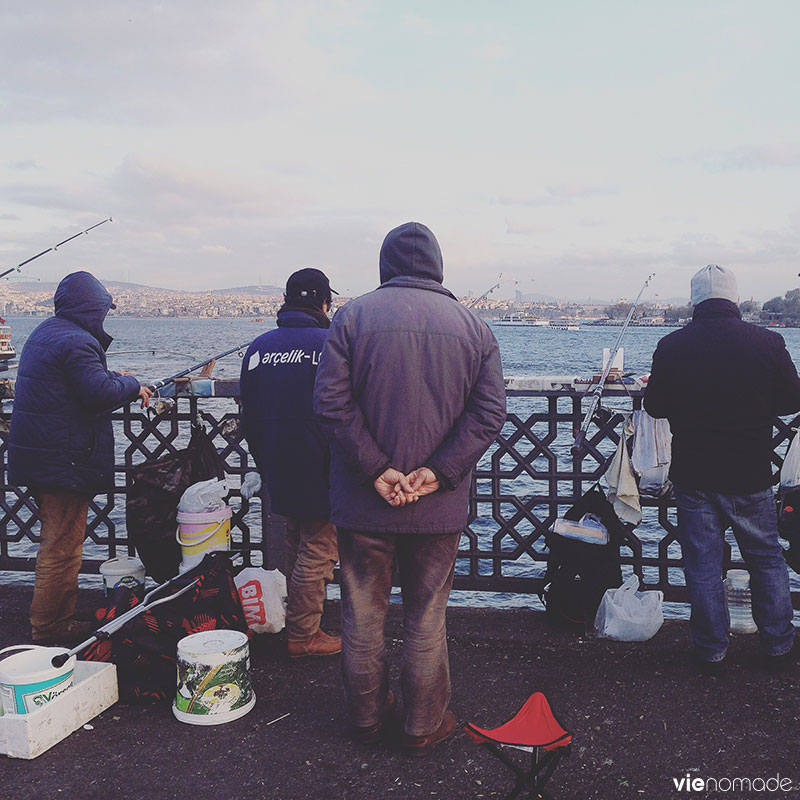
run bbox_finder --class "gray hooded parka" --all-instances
[313,222,506,534]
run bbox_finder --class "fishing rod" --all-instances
[468,275,518,309]
[0,218,113,280]
[97,340,254,417]
[571,273,654,457]
[148,341,253,392]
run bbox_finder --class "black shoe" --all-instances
[765,642,797,673]
[694,654,726,677]
[352,691,398,744]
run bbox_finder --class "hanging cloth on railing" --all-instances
[604,413,642,526]
[631,409,672,497]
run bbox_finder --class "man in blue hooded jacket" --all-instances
[240,268,341,659]
[314,223,506,755]
[8,271,152,643]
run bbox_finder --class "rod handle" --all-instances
[571,430,587,457]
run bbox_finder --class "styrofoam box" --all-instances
[0,661,118,759]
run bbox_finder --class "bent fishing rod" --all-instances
[148,341,253,392]
[468,275,518,309]
[98,341,253,416]
[571,273,654,457]
[0,218,113,280]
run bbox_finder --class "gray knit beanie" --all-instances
[690,264,739,306]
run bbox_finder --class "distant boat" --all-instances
[549,320,580,331]
[493,314,550,327]
[0,325,15,361]
[493,313,529,326]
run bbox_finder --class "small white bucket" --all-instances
[173,629,255,725]
[100,556,147,601]
[0,645,76,715]
[176,506,232,573]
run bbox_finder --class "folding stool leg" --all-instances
[479,742,527,799]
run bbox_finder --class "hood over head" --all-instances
[54,271,115,350]
[379,222,444,284]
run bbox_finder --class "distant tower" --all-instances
[515,289,523,302]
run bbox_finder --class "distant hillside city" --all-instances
[0,280,793,326]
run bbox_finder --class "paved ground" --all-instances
[0,583,797,800]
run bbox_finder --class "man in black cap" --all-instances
[240,268,341,658]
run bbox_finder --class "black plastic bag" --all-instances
[126,424,226,582]
[541,486,626,630]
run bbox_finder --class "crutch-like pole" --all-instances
[571,274,654,456]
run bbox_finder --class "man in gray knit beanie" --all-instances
[645,264,800,674]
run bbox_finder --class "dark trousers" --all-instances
[30,490,90,640]
[338,528,460,737]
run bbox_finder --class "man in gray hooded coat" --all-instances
[314,222,506,755]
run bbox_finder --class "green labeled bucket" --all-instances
[0,645,76,715]
[173,630,255,725]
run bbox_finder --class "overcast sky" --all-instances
[2,1,799,302]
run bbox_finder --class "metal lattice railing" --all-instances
[1,381,798,608]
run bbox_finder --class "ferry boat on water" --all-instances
[0,326,15,361]
[493,314,551,327]
[548,320,580,331]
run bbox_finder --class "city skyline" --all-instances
[2,3,800,303]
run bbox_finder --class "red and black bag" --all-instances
[85,553,249,703]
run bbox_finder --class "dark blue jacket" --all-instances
[7,272,141,494]
[644,298,800,493]
[314,222,506,534]
[240,310,330,518]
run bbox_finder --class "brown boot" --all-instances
[287,629,342,659]
[401,710,457,757]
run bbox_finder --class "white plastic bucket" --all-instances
[100,556,146,600]
[176,506,232,573]
[172,629,255,725]
[0,645,76,715]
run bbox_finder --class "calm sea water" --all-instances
[4,315,800,617]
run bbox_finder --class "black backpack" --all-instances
[777,487,800,574]
[541,486,626,630]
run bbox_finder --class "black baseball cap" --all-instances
[285,268,338,305]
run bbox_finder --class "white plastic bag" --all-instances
[234,567,287,634]
[593,574,664,641]
[178,477,228,512]
[780,430,800,489]
[240,471,262,500]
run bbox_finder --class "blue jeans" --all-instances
[338,529,460,737]
[673,485,795,661]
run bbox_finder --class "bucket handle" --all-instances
[176,519,226,547]
[0,644,52,660]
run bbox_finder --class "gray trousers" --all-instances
[338,528,460,737]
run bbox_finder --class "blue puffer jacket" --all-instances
[239,309,331,518]
[7,272,141,494]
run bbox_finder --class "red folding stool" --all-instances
[465,692,572,800]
